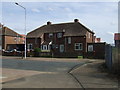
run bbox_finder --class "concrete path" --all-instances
[70,60,119,89]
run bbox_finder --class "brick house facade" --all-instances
[114,33,120,48]
[27,19,95,57]
[1,25,25,51]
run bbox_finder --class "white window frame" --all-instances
[49,33,53,38]
[57,33,62,38]
[42,45,48,50]
[19,37,21,41]
[0,45,1,50]
[88,33,91,38]
[75,43,82,50]
[88,45,93,52]
[48,45,50,50]
[14,37,17,41]
[68,37,71,44]
[27,44,33,49]
[60,44,64,52]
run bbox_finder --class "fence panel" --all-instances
[105,44,112,70]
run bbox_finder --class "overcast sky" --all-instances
[1,1,118,44]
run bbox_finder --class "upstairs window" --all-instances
[49,33,53,38]
[75,43,82,50]
[57,33,62,38]
[68,37,71,44]
[88,33,91,38]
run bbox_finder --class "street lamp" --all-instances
[15,2,26,59]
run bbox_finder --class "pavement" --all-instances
[70,60,119,89]
[1,56,119,89]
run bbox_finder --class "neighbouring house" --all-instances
[114,33,120,48]
[94,36,101,43]
[27,19,95,57]
[1,25,25,51]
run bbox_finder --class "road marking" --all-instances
[0,76,7,79]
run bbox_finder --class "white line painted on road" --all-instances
[0,76,7,79]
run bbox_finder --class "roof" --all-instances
[114,33,120,40]
[27,22,94,38]
[2,26,22,37]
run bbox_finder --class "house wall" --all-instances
[65,36,86,52]
[42,32,95,57]
[42,32,65,52]
[3,36,24,50]
[26,31,94,58]
[86,31,94,43]
[27,38,41,49]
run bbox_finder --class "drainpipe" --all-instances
[65,37,66,52]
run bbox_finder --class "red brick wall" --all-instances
[86,31,94,43]
[27,38,41,49]
[65,36,86,53]
[3,36,24,50]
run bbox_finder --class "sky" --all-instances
[1,1,119,44]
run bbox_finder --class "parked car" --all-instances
[2,49,22,56]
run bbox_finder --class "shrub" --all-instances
[78,56,83,59]
[34,48,41,57]
[34,48,41,52]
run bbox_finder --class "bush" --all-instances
[34,48,41,52]
[78,56,83,59]
[34,48,41,57]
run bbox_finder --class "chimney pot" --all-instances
[47,21,52,25]
[74,19,79,22]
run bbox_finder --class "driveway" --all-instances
[2,58,88,88]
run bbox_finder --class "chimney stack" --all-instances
[74,19,79,22]
[47,21,52,25]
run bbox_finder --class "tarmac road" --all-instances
[2,58,87,88]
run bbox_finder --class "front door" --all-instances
[60,44,64,52]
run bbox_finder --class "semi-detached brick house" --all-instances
[27,19,95,57]
[1,25,25,51]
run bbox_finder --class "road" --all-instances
[2,58,87,88]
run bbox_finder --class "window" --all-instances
[75,43,82,50]
[60,44,64,52]
[68,37,71,44]
[48,45,50,50]
[88,45,93,52]
[0,45,1,50]
[42,45,48,50]
[18,37,21,41]
[57,33,62,38]
[27,44,33,49]
[49,33,53,38]
[14,37,17,41]
[88,33,91,38]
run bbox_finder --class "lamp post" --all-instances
[15,3,26,59]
